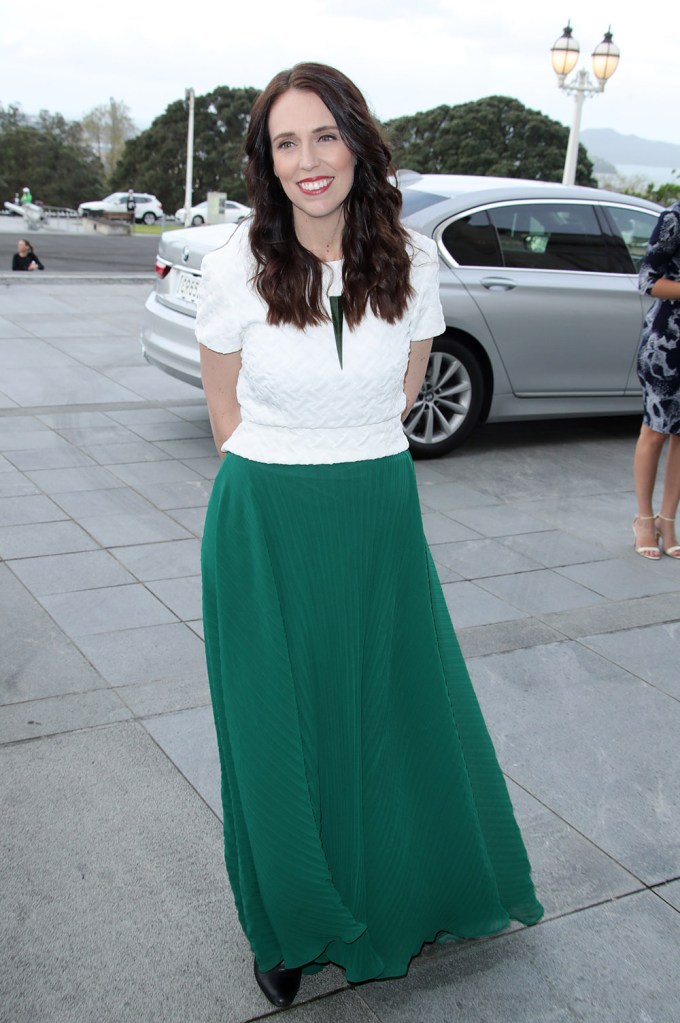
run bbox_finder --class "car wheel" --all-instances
[142,212,157,225]
[404,335,485,458]
[191,215,205,226]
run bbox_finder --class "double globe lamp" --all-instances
[550,22,621,186]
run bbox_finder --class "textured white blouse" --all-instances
[195,224,446,464]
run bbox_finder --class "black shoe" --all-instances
[254,959,302,1008]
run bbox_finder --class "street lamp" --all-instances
[550,23,620,186]
[183,88,195,228]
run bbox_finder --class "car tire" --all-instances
[191,215,205,226]
[404,334,485,459]
[142,212,157,225]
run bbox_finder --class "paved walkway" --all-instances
[1,278,678,1023]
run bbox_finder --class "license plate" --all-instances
[176,271,200,305]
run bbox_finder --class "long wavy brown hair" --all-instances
[244,62,414,331]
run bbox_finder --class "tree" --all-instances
[0,105,105,207]
[81,98,137,180]
[384,96,596,186]
[111,86,259,212]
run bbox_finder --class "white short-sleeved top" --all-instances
[195,224,446,464]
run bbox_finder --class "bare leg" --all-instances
[633,424,666,556]
[656,433,680,555]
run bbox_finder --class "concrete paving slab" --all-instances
[0,564,104,705]
[418,481,500,512]
[8,549,135,596]
[478,568,608,614]
[284,991,382,1021]
[24,464,126,493]
[422,511,481,544]
[108,458,204,485]
[357,892,680,1023]
[74,622,207,686]
[447,504,554,538]
[506,782,642,919]
[75,439,174,464]
[147,575,202,621]
[178,455,220,478]
[3,441,94,472]
[539,592,680,639]
[0,494,66,526]
[0,337,82,368]
[0,469,40,497]
[0,428,86,453]
[102,365,200,401]
[75,510,192,546]
[0,723,349,1023]
[51,485,159,519]
[0,413,51,433]
[0,519,99,558]
[442,580,526,629]
[0,389,19,408]
[0,316,32,338]
[125,419,210,441]
[470,642,680,883]
[432,538,542,579]
[132,478,213,510]
[116,672,210,717]
[557,558,680,600]
[111,538,201,581]
[107,407,190,425]
[579,621,680,701]
[1,366,143,406]
[167,506,207,536]
[457,620,567,659]
[156,437,219,460]
[0,688,131,742]
[40,583,179,637]
[500,529,612,568]
[53,422,141,446]
[143,705,221,815]
[37,410,119,428]
[8,314,124,337]
[653,880,680,912]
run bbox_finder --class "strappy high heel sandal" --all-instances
[655,515,680,559]
[632,515,660,559]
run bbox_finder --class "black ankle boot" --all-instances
[254,959,302,1008]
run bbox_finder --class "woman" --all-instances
[12,239,44,271]
[197,63,543,1009]
[632,199,680,559]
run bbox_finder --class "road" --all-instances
[0,228,159,273]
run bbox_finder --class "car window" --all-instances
[134,195,148,203]
[401,189,448,218]
[441,210,502,267]
[488,203,610,272]
[603,206,659,272]
[116,196,128,205]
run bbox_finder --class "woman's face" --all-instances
[268,88,355,228]
[17,240,30,257]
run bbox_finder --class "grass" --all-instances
[133,222,185,236]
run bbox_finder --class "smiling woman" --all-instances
[196,61,543,1010]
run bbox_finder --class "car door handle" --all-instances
[480,277,518,291]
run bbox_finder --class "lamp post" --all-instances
[550,23,620,186]
[183,88,195,228]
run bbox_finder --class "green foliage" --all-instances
[0,105,105,207]
[111,86,260,212]
[384,95,596,186]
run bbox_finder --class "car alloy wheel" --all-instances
[404,335,485,458]
[142,211,157,225]
[191,215,205,226]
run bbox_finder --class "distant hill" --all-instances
[581,129,680,167]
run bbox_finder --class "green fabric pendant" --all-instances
[329,294,344,368]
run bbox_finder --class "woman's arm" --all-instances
[650,278,680,301]
[402,339,433,421]
[199,345,242,456]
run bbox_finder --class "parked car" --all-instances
[78,192,163,224]
[173,199,251,226]
[141,174,662,457]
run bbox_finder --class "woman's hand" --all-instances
[28,261,38,271]
[199,346,242,456]
[402,339,433,421]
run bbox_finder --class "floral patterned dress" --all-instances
[637,200,680,434]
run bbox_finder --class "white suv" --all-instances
[78,192,164,224]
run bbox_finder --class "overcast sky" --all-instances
[2,0,678,150]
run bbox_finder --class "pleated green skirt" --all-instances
[201,451,543,983]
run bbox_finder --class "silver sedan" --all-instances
[141,174,661,457]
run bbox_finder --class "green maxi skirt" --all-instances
[201,451,543,983]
